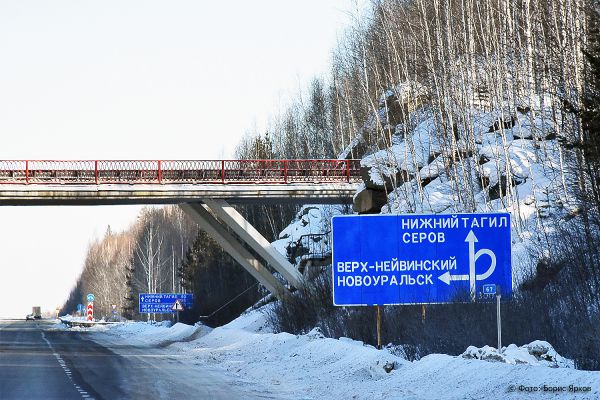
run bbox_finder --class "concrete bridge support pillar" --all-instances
[202,199,303,289]
[179,202,290,299]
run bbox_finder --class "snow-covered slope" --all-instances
[275,89,576,284]
[359,93,574,275]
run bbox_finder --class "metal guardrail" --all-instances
[59,318,119,327]
[289,231,332,264]
[0,159,361,185]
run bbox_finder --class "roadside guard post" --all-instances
[331,213,512,305]
[86,302,93,322]
[86,293,95,322]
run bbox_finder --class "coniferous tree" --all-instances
[179,230,263,326]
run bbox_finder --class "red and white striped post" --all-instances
[87,302,94,322]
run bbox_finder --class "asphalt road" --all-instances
[0,319,275,400]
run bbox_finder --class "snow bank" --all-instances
[172,312,407,398]
[161,310,600,398]
[69,324,110,332]
[91,309,599,399]
[462,341,574,368]
[99,320,210,346]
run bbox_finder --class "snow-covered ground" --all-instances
[79,309,599,400]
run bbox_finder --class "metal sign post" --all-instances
[376,306,382,349]
[496,284,502,352]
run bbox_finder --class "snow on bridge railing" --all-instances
[0,159,361,185]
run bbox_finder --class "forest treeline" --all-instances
[60,203,296,326]
[63,0,600,369]
[258,0,600,370]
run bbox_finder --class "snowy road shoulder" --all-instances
[75,311,600,400]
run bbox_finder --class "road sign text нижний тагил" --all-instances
[331,213,512,306]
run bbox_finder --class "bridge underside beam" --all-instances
[179,203,289,299]
[202,199,303,289]
[0,184,356,206]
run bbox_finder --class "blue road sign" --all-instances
[138,293,194,314]
[332,213,512,306]
[483,284,497,295]
[77,304,84,312]
[87,293,94,302]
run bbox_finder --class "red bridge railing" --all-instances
[0,160,361,185]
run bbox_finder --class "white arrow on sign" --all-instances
[438,271,469,285]
[438,230,497,300]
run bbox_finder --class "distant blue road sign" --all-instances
[332,213,512,306]
[87,293,94,302]
[77,304,84,312]
[138,293,194,314]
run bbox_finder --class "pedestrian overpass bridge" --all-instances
[0,159,360,205]
[0,159,361,299]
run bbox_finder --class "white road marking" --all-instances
[40,331,95,400]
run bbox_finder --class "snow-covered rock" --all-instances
[461,341,574,368]
[346,89,575,277]
[272,205,347,265]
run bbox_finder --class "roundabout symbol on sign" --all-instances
[438,230,497,300]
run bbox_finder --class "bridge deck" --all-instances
[0,159,360,204]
